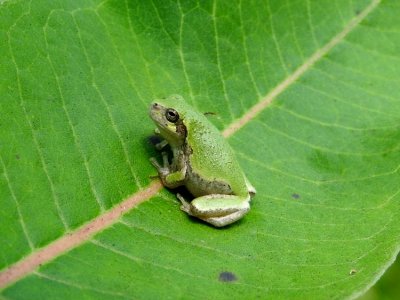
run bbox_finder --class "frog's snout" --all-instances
[149,103,165,124]
[152,102,165,112]
[150,103,160,114]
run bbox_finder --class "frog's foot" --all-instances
[245,176,256,196]
[178,194,250,227]
[177,193,191,213]
[150,152,186,189]
[150,151,170,177]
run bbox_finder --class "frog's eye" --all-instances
[165,108,179,123]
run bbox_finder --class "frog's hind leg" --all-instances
[245,177,256,196]
[177,194,250,227]
[205,210,249,227]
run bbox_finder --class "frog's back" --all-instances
[160,95,248,195]
[185,113,248,196]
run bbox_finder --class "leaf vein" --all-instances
[0,155,33,250]
[7,7,69,230]
[70,11,142,189]
[212,0,235,121]
[43,10,105,211]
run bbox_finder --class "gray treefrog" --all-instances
[149,95,256,227]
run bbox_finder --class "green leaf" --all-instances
[1,0,400,299]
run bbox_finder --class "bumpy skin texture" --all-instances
[149,95,255,227]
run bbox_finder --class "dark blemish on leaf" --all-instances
[291,193,300,199]
[204,111,222,121]
[15,154,20,160]
[219,271,237,282]
[355,9,361,15]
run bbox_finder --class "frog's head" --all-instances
[149,95,187,147]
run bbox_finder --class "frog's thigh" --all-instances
[204,210,249,227]
[190,195,250,217]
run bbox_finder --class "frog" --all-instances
[149,95,256,227]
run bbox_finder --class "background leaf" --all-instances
[1,0,400,299]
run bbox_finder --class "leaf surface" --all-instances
[1,0,400,299]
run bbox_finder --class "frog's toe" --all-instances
[245,177,256,195]
[150,157,161,169]
[161,151,170,167]
[150,158,171,181]
[177,193,191,214]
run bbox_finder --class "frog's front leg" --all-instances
[177,194,250,227]
[150,152,186,189]
[152,129,169,150]
[155,139,168,150]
